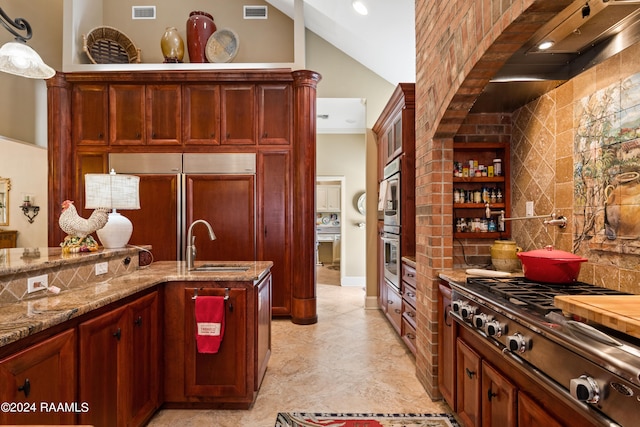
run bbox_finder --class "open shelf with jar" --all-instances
[453,142,510,239]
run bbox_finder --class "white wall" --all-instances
[0,137,48,247]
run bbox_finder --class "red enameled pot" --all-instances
[517,245,588,284]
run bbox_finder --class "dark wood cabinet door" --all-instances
[518,392,563,427]
[184,287,248,398]
[128,291,160,427]
[183,84,221,145]
[221,85,256,145]
[258,84,291,145]
[147,84,181,145]
[186,174,256,261]
[0,329,76,425]
[258,151,291,316]
[457,338,482,427]
[78,305,128,427]
[385,284,402,335]
[110,84,145,145]
[72,84,108,145]
[127,174,180,261]
[482,361,516,427]
[438,282,457,410]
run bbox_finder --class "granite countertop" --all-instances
[401,256,416,268]
[0,260,272,349]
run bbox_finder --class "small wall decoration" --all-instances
[574,73,640,255]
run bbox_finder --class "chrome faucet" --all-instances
[186,219,216,270]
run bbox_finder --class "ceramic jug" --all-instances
[161,27,184,63]
[490,240,522,272]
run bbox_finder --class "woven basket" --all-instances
[83,26,141,64]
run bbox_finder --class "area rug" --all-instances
[274,412,460,427]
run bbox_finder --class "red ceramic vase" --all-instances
[186,11,216,63]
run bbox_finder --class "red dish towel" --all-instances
[195,296,226,354]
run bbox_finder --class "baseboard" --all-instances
[341,276,365,287]
[364,295,379,309]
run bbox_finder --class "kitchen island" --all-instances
[0,247,272,426]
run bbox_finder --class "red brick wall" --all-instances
[413,0,571,398]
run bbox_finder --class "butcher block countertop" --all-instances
[555,295,640,340]
[0,258,272,349]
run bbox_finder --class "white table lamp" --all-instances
[85,169,140,249]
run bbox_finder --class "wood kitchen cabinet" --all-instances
[316,184,341,212]
[183,84,221,145]
[109,84,181,145]
[163,274,272,408]
[438,281,457,410]
[0,230,18,248]
[78,291,160,427]
[518,392,563,427]
[147,84,182,145]
[373,83,416,342]
[0,329,76,425]
[482,361,516,427]
[221,84,256,145]
[384,284,402,335]
[110,84,145,145]
[258,84,291,145]
[48,70,320,324]
[401,261,417,355]
[457,338,482,427]
[258,151,291,316]
[72,84,108,146]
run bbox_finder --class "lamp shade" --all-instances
[85,172,140,210]
[0,41,55,79]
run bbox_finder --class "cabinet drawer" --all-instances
[385,284,402,335]
[403,281,417,310]
[402,263,416,287]
[402,299,416,329]
[401,316,417,355]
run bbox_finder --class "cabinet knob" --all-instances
[487,388,498,402]
[18,378,31,398]
[113,328,122,341]
[465,368,476,379]
[134,316,143,327]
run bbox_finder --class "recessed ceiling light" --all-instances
[538,41,554,50]
[352,0,368,16]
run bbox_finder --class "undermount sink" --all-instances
[190,264,251,272]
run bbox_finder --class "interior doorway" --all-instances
[316,176,345,286]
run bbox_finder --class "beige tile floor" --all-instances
[148,281,450,427]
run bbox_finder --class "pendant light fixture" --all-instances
[0,7,55,79]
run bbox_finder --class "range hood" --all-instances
[526,0,640,54]
[472,0,640,112]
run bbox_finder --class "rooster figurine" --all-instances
[59,200,110,253]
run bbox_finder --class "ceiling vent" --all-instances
[244,5,268,19]
[132,6,156,20]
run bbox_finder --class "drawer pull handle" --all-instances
[406,333,415,339]
[406,292,415,298]
[134,316,143,327]
[395,308,401,314]
[388,300,394,305]
[18,378,31,398]
[113,328,122,341]
[406,311,415,318]
[466,368,476,379]
[488,388,498,401]
[407,273,415,278]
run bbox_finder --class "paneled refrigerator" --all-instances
[109,152,256,263]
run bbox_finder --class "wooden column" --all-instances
[291,70,321,325]
[46,74,72,247]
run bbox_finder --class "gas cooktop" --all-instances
[466,276,628,315]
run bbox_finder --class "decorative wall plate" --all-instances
[205,28,239,63]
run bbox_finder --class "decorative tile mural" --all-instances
[574,73,640,254]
